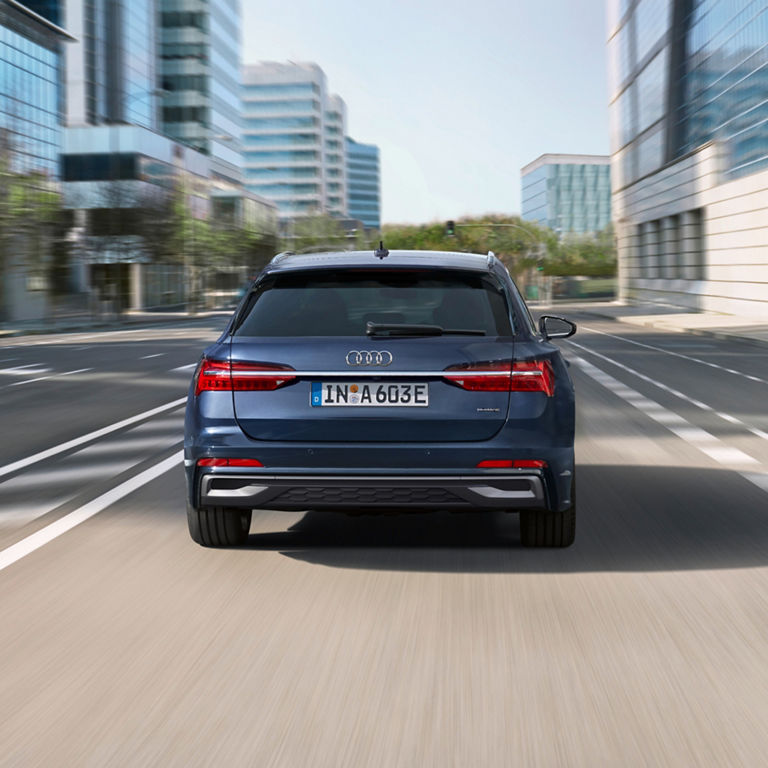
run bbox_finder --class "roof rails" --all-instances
[270,251,295,264]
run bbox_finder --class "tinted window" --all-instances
[235,270,513,337]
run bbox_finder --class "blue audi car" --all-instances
[184,248,577,548]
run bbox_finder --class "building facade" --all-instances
[159,0,242,185]
[241,62,348,220]
[521,154,611,235]
[346,137,380,230]
[1,0,71,322]
[609,0,768,316]
[1,0,68,177]
[63,0,158,130]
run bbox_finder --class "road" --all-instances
[2,311,768,766]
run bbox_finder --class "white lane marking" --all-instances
[9,375,52,387]
[0,451,183,573]
[141,353,165,359]
[64,436,181,457]
[0,397,187,480]
[0,358,18,363]
[582,325,768,385]
[743,473,768,495]
[6,368,93,388]
[1,460,155,492]
[173,363,197,372]
[0,364,51,375]
[570,355,758,466]
[567,340,768,442]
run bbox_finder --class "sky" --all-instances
[241,0,610,225]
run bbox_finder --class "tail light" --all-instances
[511,361,555,396]
[194,358,296,395]
[443,360,554,396]
[197,458,264,467]
[477,459,547,469]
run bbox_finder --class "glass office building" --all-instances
[60,0,158,129]
[160,0,242,185]
[18,0,62,25]
[521,154,611,234]
[346,137,380,230]
[609,0,768,316]
[1,1,70,323]
[242,62,348,219]
[0,1,69,177]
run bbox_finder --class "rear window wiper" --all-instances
[366,322,485,337]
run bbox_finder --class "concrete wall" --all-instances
[614,141,768,319]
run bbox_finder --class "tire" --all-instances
[187,504,252,547]
[519,477,575,548]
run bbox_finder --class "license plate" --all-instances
[311,382,429,407]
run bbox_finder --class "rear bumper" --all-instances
[196,471,548,511]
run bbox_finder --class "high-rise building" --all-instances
[159,0,242,185]
[241,62,348,219]
[608,0,768,316]
[1,0,69,177]
[521,154,611,235]
[16,0,61,25]
[346,137,380,230]
[64,0,158,129]
[324,94,347,218]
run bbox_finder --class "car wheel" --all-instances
[187,504,252,547]
[519,477,575,548]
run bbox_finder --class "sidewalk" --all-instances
[0,308,233,339]
[540,300,768,349]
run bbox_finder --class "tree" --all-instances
[0,127,67,320]
[383,215,550,276]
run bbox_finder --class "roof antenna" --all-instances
[374,240,389,259]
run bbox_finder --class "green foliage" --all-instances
[382,216,616,277]
[383,215,549,276]
[542,224,617,276]
[276,215,380,255]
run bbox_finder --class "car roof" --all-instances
[264,249,497,274]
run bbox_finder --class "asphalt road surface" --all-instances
[2,311,768,767]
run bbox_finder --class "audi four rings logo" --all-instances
[345,350,393,366]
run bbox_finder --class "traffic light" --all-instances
[536,258,545,272]
[445,220,455,236]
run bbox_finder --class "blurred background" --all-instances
[2,0,765,331]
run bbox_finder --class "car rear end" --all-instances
[184,251,575,547]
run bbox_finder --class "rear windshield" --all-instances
[235,270,513,337]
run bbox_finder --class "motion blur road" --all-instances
[2,311,768,766]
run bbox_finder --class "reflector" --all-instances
[197,458,264,467]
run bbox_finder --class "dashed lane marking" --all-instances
[567,340,768,442]
[0,364,51,376]
[141,353,165,359]
[0,397,187,480]
[0,451,183,573]
[570,354,759,467]
[6,368,94,388]
[582,325,768,386]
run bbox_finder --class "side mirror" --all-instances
[538,315,577,340]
